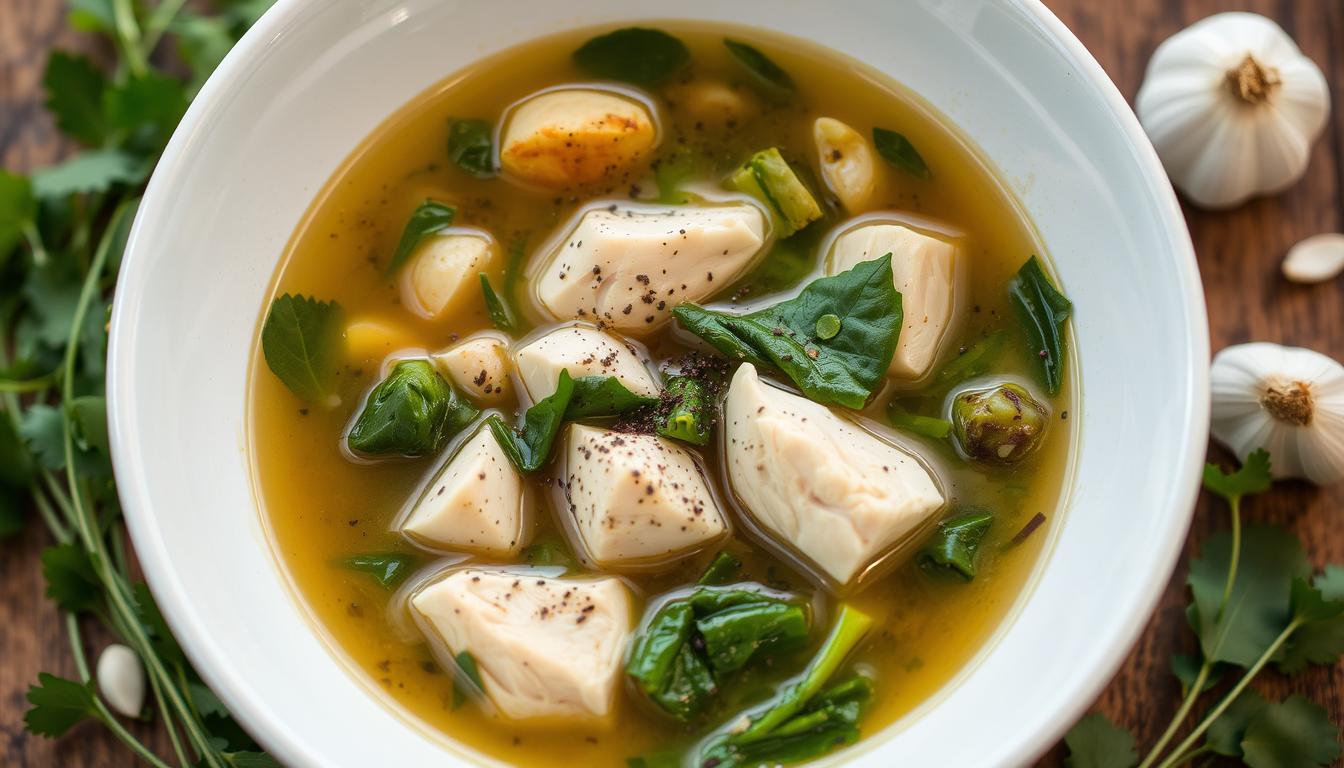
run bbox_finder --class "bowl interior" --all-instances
[108,1,1207,765]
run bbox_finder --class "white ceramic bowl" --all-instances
[108,1,1209,765]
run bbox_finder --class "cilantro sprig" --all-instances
[1064,449,1344,768]
[2,2,281,766]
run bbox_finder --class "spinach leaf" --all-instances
[385,200,455,276]
[697,601,808,672]
[920,509,993,580]
[448,119,494,179]
[340,553,417,588]
[872,127,931,180]
[261,294,342,404]
[1010,256,1072,395]
[657,375,714,445]
[347,360,479,457]
[568,375,658,418]
[698,551,741,587]
[488,370,576,473]
[1063,713,1139,768]
[478,273,516,333]
[451,650,485,709]
[572,27,689,86]
[674,255,902,408]
[723,39,794,98]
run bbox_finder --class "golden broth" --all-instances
[250,22,1076,767]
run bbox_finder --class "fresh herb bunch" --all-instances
[1,1,279,765]
[1065,450,1344,768]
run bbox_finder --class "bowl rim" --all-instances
[107,1,1209,765]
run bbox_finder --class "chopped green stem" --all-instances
[1154,620,1302,768]
[1137,662,1210,768]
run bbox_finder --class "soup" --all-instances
[250,22,1075,768]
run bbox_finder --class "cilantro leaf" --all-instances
[20,404,67,470]
[1063,713,1138,768]
[105,71,190,153]
[1188,524,1308,667]
[68,396,108,456]
[1277,567,1344,673]
[0,170,36,258]
[1207,688,1268,756]
[24,673,99,737]
[385,200,454,275]
[173,14,237,93]
[1170,652,1221,696]
[43,52,108,146]
[0,411,36,489]
[41,544,101,613]
[32,149,147,199]
[1203,449,1272,506]
[68,0,115,32]
[1240,695,1342,768]
[260,294,342,404]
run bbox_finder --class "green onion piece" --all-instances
[887,402,952,440]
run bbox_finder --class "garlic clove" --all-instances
[1210,342,1344,486]
[96,643,145,717]
[1282,233,1344,284]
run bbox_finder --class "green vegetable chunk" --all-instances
[489,372,654,472]
[920,509,994,579]
[448,118,494,178]
[697,552,741,586]
[385,199,455,275]
[698,605,874,768]
[347,360,478,457]
[887,402,952,440]
[1009,256,1072,395]
[674,255,902,408]
[260,294,342,405]
[451,650,484,709]
[872,127,931,180]
[935,328,1008,387]
[340,552,417,588]
[567,375,658,419]
[728,147,822,238]
[723,39,795,98]
[478,273,516,333]
[951,382,1048,465]
[572,27,689,86]
[697,601,809,673]
[657,375,714,446]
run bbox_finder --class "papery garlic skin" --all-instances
[1135,13,1330,210]
[1210,342,1344,485]
[96,644,146,717]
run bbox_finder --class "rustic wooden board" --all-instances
[1,0,1341,765]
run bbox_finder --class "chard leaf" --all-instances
[1240,695,1342,768]
[41,544,101,613]
[448,119,494,178]
[24,673,98,737]
[920,508,993,580]
[572,27,689,86]
[32,149,146,198]
[1063,713,1138,768]
[566,375,657,419]
[1204,449,1272,506]
[488,370,575,473]
[1188,525,1308,667]
[341,553,417,588]
[724,39,794,97]
[43,52,108,146]
[348,360,478,457]
[478,273,516,333]
[674,255,901,409]
[872,127,930,180]
[260,294,342,404]
[1009,256,1072,395]
[385,200,455,275]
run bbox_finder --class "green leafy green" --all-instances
[1009,256,1072,395]
[654,148,699,205]
[566,375,658,418]
[572,27,689,86]
[488,370,575,473]
[385,200,455,275]
[341,553,417,588]
[727,147,822,238]
[448,119,494,178]
[1203,449,1272,506]
[41,544,101,613]
[19,404,66,470]
[43,52,108,146]
[920,509,993,580]
[723,39,794,97]
[522,535,579,569]
[674,255,902,408]
[260,294,343,404]
[32,150,146,199]
[24,673,99,737]
[698,601,809,672]
[698,552,742,586]
[1063,713,1138,768]
[1278,566,1344,673]
[657,375,714,446]
[105,71,190,152]
[1170,653,1221,696]
[935,329,1008,387]
[0,171,36,257]
[348,360,478,457]
[887,402,952,439]
[452,651,484,709]
[872,127,931,180]
[478,273,516,333]
[1240,695,1341,767]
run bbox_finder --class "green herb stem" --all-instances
[140,0,190,57]
[21,221,49,267]
[0,371,59,393]
[110,0,149,78]
[1137,662,1211,768]
[1219,499,1242,616]
[145,662,192,767]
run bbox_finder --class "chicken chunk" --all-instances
[501,88,657,188]
[723,364,944,586]
[432,334,511,405]
[401,232,498,320]
[400,425,525,554]
[513,324,658,402]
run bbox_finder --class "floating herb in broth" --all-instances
[250,21,1076,768]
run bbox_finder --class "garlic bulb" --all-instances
[96,643,145,717]
[1210,342,1344,485]
[1283,233,1344,284]
[1135,13,1330,209]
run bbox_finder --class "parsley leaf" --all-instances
[260,294,342,404]
[1277,568,1344,673]
[1063,713,1138,768]
[43,52,108,146]
[20,404,67,470]
[105,71,190,153]
[41,544,101,613]
[223,753,284,768]
[872,127,930,180]
[68,0,116,33]
[1203,448,1272,506]
[32,149,147,199]
[1170,652,1221,696]
[572,27,689,86]
[674,255,902,409]
[341,553,417,588]
[385,200,455,275]
[134,583,185,668]
[24,673,99,737]
[1207,688,1269,757]
[1240,695,1342,768]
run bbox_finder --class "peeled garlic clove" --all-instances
[1282,233,1344,284]
[96,644,145,717]
[1210,342,1344,486]
[813,117,877,213]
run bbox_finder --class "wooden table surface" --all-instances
[2,0,1342,765]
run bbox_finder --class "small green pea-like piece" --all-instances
[951,382,1047,465]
